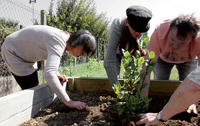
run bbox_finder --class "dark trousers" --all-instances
[153,57,198,81]
[12,70,39,90]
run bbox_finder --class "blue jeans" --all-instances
[153,57,198,81]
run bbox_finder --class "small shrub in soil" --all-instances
[20,91,200,126]
[112,48,155,125]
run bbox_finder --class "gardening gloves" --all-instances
[58,75,68,84]
[64,100,86,110]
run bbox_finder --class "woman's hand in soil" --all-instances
[187,103,198,114]
[64,100,86,110]
[136,113,162,126]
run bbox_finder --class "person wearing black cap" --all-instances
[104,5,152,87]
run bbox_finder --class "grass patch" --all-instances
[58,60,179,80]
[38,60,179,84]
[59,59,107,78]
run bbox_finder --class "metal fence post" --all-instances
[41,10,46,25]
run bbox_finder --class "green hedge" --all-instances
[0,18,18,76]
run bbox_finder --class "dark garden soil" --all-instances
[20,91,200,126]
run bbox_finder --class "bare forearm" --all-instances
[161,78,200,120]
[141,74,150,96]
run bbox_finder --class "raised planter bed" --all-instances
[0,77,183,126]
[20,90,200,126]
[0,76,21,97]
[0,84,55,126]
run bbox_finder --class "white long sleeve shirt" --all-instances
[1,25,70,101]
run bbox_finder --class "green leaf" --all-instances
[54,16,59,22]
[149,51,155,59]
[138,57,144,67]
[135,50,141,58]
[143,36,149,43]
[113,81,122,99]
[124,51,130,58]
[117,106,125,116]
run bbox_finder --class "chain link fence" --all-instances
[0,0,47,97]
[0,0,41,26]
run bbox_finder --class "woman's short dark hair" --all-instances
[68,30,96,57]
[169,14,200,39]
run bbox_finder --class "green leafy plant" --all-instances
[113,35,155,116]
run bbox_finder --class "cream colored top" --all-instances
[1,25,70,101]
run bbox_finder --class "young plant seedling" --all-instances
[113,34,155,116]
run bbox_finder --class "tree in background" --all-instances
[47,0,109,66]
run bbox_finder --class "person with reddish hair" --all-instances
[137,14,200,126]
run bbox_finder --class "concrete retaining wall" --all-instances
[0,84,55,126]
[0,76,21,97]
